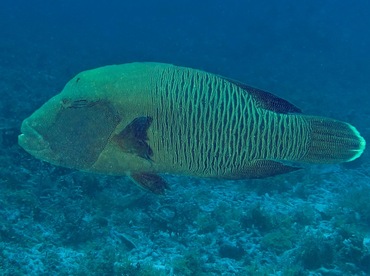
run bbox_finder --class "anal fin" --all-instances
[233,160,301,179]
[130,173,169,194]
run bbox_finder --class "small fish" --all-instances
[18,63,366,194]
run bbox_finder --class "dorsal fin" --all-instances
[112,116,153,160]
[224,78,302,114]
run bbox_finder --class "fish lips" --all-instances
[18,119,52,157]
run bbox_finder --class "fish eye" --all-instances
[61,98,71,106]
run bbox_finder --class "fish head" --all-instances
[18,71,122,170]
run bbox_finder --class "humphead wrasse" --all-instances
[18,63,366,194]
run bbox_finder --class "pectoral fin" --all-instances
[232,160,301,179]
[130,173,169,194]
[113,116,153,160]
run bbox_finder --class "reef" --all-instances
[1,127,370,274]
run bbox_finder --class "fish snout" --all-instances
[18,119,49,154]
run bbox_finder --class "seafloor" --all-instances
[1,33,370,276]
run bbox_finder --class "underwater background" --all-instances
[1,0,370,275]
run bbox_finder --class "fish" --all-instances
[18,62,366,194]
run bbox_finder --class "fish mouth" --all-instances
[18,119,50,154]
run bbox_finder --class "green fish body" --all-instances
[19,63,366,193]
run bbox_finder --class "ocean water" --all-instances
[1,0,370,275]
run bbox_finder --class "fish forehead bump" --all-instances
[59,63,168,104]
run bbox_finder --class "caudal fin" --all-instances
[301,117,366,163]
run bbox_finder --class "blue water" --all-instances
[1,0,369,275]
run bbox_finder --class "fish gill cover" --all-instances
[1,0,370,275]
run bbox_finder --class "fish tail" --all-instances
[300,116,366,163]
